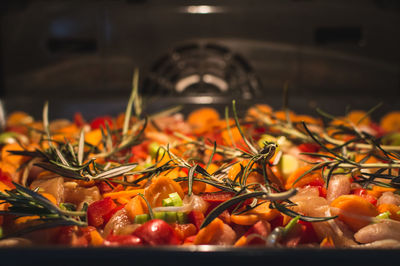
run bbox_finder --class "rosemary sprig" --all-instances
[0,182,86,238]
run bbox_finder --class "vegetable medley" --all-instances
[1,94,400,248]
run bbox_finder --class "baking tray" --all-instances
[0,246,397,266]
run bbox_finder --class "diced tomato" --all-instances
[90,116,113,130]
[298,143,320,153]
[133,219,181,246]
[283,220,319,247]
[129,142,150,162]
[188,211,204,231]
[0,169,15,189]
[352,188,378,206]
[269,214,284,229]
[304,179,327,198]
[4,125,26,135]
[183,235,196,245]
[102,204,126,225]
[97,182,114,194]
[87,197,117,227]
[244,220,271,245]
[104,234,142,246]
[173,223,197,241]
[254,127,267,134]
[54,226,76,245]
[201,192,235,214]
[298,220,319,244]
[369,122,386,138]
[74,112,86,127]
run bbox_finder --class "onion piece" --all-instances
[152,195,194,213]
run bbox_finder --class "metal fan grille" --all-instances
[143,43,260,100]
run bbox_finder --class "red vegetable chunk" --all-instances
[133,219,181,245]
[87,197,117,227]
[104,235,143,246]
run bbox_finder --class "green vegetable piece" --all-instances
[134,214,150,224]
[162,198,173,207]
[148,142,161,159]
[169,192,183,207]
[376,211,391,220]
[0,226,3,239]
[278,154,299,180]
[177,212,188,224]
[0,132,19,144]
[154,211,166,220]
[165,212,177,223]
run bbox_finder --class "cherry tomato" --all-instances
[133,219,181,245]
[104,234,142,246]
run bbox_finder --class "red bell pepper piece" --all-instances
[90,116,113,130]
[73,112,86,127]
[87,197,117,227]
[298,143,320,153]
[104,234,143,246]
[352,188,378,206]
[133,219,181,246]
[188,210,204,231]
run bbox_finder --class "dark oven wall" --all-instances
[0,0,399,119]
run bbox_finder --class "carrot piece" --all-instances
[1,143,25,166]
[284,166,322,190]
[221,126,242,146]
[193,218,224,245]
[346,110,371,126]
[6,111,33,126]
[293,114,321,125]
[367,185,396,198]
[41,192,57,205]
[330,195,379,232]
[380,111,400,132]
[187,108,220,134]
[230,214,259,226]
[377,203,400,221]
[85,129,103,146]
[274,110,297,122]
[246,104,273,118]
[0,181,10,192]
[247,201,279,221]
[90,230,104,246]
[116,197,131,205]
[103,189,144,200]
[320,236,335,248]
[125,195,148,221]
[234,235,248,247]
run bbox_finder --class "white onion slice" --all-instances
[152,195,194,213]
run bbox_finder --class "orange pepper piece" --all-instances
[330,195,379,232]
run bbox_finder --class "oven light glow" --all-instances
[186,5,214,14]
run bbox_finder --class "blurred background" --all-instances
[0,0,399,119]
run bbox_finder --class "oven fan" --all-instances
[143,43,261,101]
